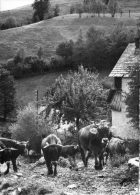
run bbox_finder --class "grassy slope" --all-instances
[0,0,80,23]
[0,0,139,26]
[0,14,137,63]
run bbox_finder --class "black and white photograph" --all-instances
[0,0,139,194]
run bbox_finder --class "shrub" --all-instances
[49,56,65,70]
[0,17,17,30]
[10,103,49,141]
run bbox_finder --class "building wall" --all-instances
[111,78,139,140]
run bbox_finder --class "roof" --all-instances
[109,43,139,78]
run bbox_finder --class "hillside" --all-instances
[0,0,140,25]
[0,14,137,63]
[0,0,80,23]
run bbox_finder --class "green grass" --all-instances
[0,14,137,63]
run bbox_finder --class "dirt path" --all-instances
[0,157,138,195]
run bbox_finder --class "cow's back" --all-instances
[0,138,18,148]
[0,138,26,155]
[78,124,99,150]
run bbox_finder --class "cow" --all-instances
[78,123,111,170]
[0,138,28,156]
[0,138,28,174]
[41,134,62,148]
[104,137,126,162]
[0,147,21,174]
[42,144,79,176]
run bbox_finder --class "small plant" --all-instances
[10,103,48,141]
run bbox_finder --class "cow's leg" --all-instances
[94,154,99,170]
[12,159,18,172]
[98,154,103,170]
[46,161,53,175]
[69,156,78,170]
[80,147,86,167]
[53,162,57,176]
[4,161,10,175]
[85,151,91,167]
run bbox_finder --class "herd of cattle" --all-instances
[0,124,127,176]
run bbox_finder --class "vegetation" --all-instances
[10,103,49,141]
[0,14,137,63]
[44,66,108,130]
[0,16,18,30]
[0,67,16,121]
[56,23,134,71]
[108,0,119,17]
[32,0,51,21]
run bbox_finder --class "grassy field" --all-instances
[0,0,80,24]
[0,0,139,23]
[0,13,137,63]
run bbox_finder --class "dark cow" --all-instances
[104,137,126,162]
[0,138,28,174]
[0,147,21,174]
[41,134,62,148]
[78,124,111,170]
[42,144,79,176]
[0,138,27,156]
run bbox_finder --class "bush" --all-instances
[0,17,17,30]
[49,56,65,70]
[10,103,48,141]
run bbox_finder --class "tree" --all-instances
[44,66,108,130]
[56,40,74,65]
[32,0,50,21]
[108,0,119,17]
[53,4,60,17]
[125,63,139,130]
[0,67,16,121]
[86,26,108,70]
[37,47,43,59]
[73,30,88,67]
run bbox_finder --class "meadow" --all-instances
[0,13,137,64]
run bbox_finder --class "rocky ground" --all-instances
[0,156,138,195]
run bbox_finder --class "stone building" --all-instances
[108,40,139,140]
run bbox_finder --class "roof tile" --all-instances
[109,43,139,77]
